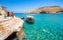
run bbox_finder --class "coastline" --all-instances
[24,6,63,14]
[0,16,24,40]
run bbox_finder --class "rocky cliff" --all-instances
[0,6,8,16]
[25,6,63,14]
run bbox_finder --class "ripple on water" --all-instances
[15,14,63,40]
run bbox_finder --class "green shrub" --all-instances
[0,13,2,16]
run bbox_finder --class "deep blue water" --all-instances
[14,13,63,40]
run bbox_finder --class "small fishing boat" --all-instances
[26,16,34,24]
[20,17,24,20]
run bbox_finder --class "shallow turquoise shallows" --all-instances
[14,13,63,40]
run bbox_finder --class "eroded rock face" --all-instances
[25,6,63,14]
[0,6,8,17]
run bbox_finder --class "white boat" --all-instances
[26,16,34,24]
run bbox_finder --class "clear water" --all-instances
[14,13,63,40]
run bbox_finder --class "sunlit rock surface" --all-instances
[25,6,63,14]
[0,6,24,40]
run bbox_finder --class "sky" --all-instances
[0,0,63,13]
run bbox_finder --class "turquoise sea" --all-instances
[14,13,63,40]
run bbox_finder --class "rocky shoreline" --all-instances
[0,6,24,40]
[25,6,63,14]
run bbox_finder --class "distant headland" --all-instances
[24,6,63,14]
